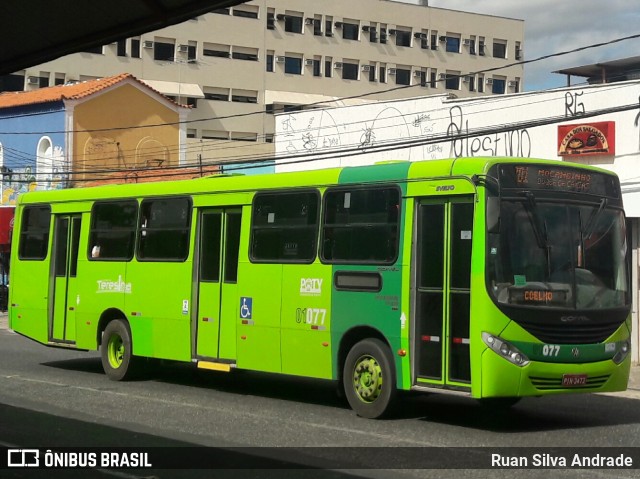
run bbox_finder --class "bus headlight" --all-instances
[613,340,631,364]
[482,332,530,367]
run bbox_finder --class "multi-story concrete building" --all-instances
[3,0,524,167]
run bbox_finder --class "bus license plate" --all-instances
[562,374,587,387]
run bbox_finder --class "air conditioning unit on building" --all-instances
[508,81,518,87]
[334,62,343,69]
[388,29,397,35]
[362,25,371,32]
[334,21,343,28]
[388,68,397,75]
[463,76,471,83]
[177,44,189,53]
[276,13,286,21]
[142,40,154,49]
[304,59,314,65]
[486,78,494,85]
[463,38,471,46]
[439,73,447,80]
[361,65,371,72]
[275,56,286,63]
[439,35,447,42]
[413,70,423,77]
[414,32,427,39]
[305,18,314,25]
[27,76,39,85]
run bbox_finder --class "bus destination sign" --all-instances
[499,164,619,197]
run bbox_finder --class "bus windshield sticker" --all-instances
[513,275,526,286]
[460,230,472,240]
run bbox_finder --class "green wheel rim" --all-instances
[107,334,125,369]
[352,354,383,403]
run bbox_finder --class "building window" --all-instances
[138,197,192,262]
[380,27,387,44]
[365,26,377,43]
[468,38,476,55]
[395,68,410,85]
[478,75,484,93]
[285,56,302,75]
[468,76,475,92]
[266,53,274,72]
[430,71,437,88]
[445,36,460,53]
[491,78,506,94]
[82,45,103,54]
[203,43,230,58]
[342,22,359,40]
[313,59,321,77]
[325,16,333,37]
[250,190,320,263]
[117,39,127,57]
[187,44,197,61]
[313,18,322,36]
[38,75,49,88]
[395,29,411,47]
[88,201,137,261]
[445,72,460,90]
[267,12,275,30]
[131,38,141,58]
[419,70,427,87]
[232,89,258,103]
[233,6,259,19]
[325,57,332,77]
[285,14,303,33]
[493,40,507,59]
[154,40,175,61]
[203,87,229,101]
[321,187,400,264]
[515,42,523,60]
[211,8,229,15]
[187,129,197,138]
[380,64,386,83]
[368,65,376,82]
[479,38,486,56]
[342,62,359,80]
[232,46,259,61]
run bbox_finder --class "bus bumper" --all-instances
[480,349,631,398]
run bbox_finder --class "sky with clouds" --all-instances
[427,0,640,91]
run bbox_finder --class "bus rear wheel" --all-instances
[100,319,137,381]
[343,338,396,419]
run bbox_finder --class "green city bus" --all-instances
[9,157,631,418]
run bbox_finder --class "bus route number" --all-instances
[296,308,326,325]
[542,344,560,357]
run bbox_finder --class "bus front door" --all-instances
[414,198,473,389]
[50,214,81,343]
[194,209,242,360]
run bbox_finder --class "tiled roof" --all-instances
[0,73,185,109]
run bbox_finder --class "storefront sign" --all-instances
[557,121,615,157]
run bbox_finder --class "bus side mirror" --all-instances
[486,197,500,233]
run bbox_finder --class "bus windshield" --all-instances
[487,197,628,310]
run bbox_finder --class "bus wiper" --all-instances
[523,191,552,275]
[582,198,607,240]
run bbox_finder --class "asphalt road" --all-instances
[1,317,640,479]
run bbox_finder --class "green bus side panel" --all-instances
[74,260,127,350]
[196,281,221,358]
[218,281,238,359]
[10,259,50,344]
[329,163,411,386]
[236,262,282,373]
[280,264,332,379]
[124,262,193,361]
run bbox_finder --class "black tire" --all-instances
[343,338,397,419]
[100,319,137,381]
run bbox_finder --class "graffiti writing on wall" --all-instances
[446,106,532,158]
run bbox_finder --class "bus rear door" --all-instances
[413,197,474,389]
[194,208,242,361]
[50,214,81,343]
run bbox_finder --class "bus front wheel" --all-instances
[343,338,396,419]
[100,319,136,381]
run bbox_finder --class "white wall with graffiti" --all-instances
[274,80,640,214]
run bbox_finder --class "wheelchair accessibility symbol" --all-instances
[240,297,252,319]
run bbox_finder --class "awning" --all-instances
[265,90,373,108]
[141,79,205,98]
